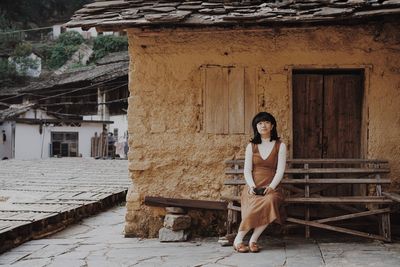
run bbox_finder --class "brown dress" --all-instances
[239,141,285,231]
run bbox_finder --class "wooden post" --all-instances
[93,133,97,157]
[375,172,390,241]
[305,163,310,238]
[227,162,240,234]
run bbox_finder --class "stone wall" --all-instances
[125,21,400,237]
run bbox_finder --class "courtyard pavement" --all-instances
[1,204,400,267]
[0,158,129,252]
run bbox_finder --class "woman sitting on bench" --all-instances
[233,112,287,253]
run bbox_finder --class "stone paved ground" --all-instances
[0,158,130,252]
[1,204,400,267]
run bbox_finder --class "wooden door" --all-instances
[293,71,363,196]
[293,71,363,160]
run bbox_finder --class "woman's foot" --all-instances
[233,243,249,253]
[249,242,260,253]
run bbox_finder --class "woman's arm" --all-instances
[268,142,287,190]
[244,143,256,189]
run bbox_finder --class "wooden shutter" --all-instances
[204,67,229,134]
[228,67,245,134]
[244,67,257,134]
[204,66,256,134]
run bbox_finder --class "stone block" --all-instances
[163,214,191,231]
[158,227,188,242]
[165,207,186,214]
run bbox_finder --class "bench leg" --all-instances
[227,205,233,235]
[305,205,310,238]
[381,212,391,242]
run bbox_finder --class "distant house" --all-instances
[52,24,125,40]
[8,52,42,78]
[0,51,129,158]
[0,104,111,160]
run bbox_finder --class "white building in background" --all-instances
[52,24,98,39]
[83,113,128,158]
[0,105,110,160]
[52,24,122,40]
[9,53,42,78]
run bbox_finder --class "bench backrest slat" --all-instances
[226,158,388,165]
[225,168,390,175]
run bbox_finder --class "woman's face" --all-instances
[256,120,273,136]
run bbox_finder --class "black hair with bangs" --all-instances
[250,112,280,144]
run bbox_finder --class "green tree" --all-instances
[0,58,17,86]
[0,0,92,27]
[48,31,84,69]
[92,35,128,61]
[58,31,84,46]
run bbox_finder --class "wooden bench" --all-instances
[222,158,395,242]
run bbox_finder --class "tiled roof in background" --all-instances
[67,0,400,30]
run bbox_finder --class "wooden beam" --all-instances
[144,196,227,211]
[227,202,241,212]
[221,196,393,204]
[286,197,393,204]
[226,159,388,165]
[282,178,391,184]
[281,184,304,194]
[287,159,388,164]
[226,168,389,175]
[286,217,389,242]
[314,208,391,223]
[382,192,400,203]
[224,178,391,186]
[285,168,390,174]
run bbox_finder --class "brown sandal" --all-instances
[249,242,260,253]
[233,243,249,253]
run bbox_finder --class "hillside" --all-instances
[0,0,92,29]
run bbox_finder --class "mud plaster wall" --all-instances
[125,21,400,237]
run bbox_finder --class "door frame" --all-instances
[285,65,371,159]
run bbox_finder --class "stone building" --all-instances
[67,0,400,237]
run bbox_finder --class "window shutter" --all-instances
[204,67,229,134]
[203,66,256,134]
[244,67,257,134]
[228,67,245,134]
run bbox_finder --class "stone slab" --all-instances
[163,214,191,230]
[158,227,188,242]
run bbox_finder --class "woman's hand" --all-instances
[263,186,275,195]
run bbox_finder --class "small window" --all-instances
[51,132,79,157]
[202,66,257,134]
[52,133,63,141]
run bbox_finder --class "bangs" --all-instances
[253,113,274,125]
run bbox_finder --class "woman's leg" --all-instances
[249,223,268,244]
[233,229,250,246]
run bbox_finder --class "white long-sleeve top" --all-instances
[243,139,287,190]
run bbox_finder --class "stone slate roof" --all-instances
[67,0,400,30]
[0,52,129,96]
[0,104,35,121]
